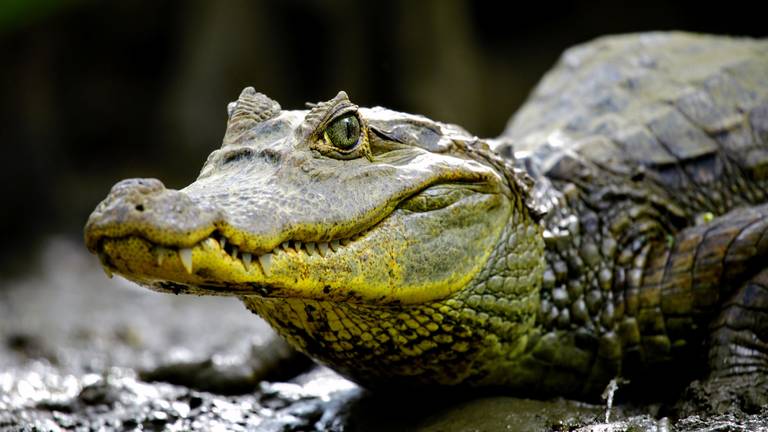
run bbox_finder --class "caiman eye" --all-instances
[324,114,360,150]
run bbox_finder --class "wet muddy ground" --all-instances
[1,238,767,431]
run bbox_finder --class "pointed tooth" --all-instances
[258,253,273,276]
[202,237,220,250]
[242,253,252,270]
[281,241,290,251]
[329,240,340,252]
[179,248,193,274]
[231,247,238,260]
[294,241,303,252]
[318,242,329,257]
[306,242,317,255]
[95,251,113,278]
[155,246,170,266]
[101,265,113,279]
[220,237,227,250]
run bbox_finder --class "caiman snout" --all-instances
[84,178,220,253]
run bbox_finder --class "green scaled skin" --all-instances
[85,33,768,399]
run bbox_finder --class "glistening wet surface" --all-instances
[1,238,766,431]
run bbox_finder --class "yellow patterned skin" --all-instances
[244,217,544,388]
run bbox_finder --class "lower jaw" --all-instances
[97,236,269,295]
[95,233,372,299]
[241,295,487,388]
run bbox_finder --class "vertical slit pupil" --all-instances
[345,119,353,139]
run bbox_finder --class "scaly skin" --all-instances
[85,33,768,399]
[85,90,546,389]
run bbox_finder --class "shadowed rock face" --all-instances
[85,33,768,407]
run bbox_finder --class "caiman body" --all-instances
[85,33,768,399]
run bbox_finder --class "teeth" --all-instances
[305,242,317,255]
[185,232,358,273]
[101,265,113,279]
[179,248,193,274]
[258,253,272,276]
[202,238,220,250]
[318,242,329,257]
[156,246,173,266]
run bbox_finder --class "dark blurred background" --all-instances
[0,0,765,276]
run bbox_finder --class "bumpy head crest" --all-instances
[296,91,352,140]
[223,87,281,145]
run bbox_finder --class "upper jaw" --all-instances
[94,183,510,305]
[85,167,506,302]
[84,178,220,254]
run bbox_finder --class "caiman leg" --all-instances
[710,267,768,379]
[637,203,768,407]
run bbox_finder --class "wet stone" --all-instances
[78,381,120,406]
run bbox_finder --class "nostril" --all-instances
[135,204,145,212]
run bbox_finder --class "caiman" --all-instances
[84,32,768,404]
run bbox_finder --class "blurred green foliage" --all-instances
[0,0,78,34]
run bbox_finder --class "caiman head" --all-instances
[85,88,545,387]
